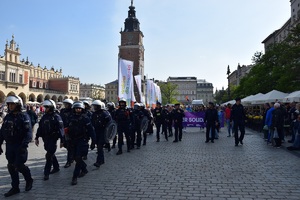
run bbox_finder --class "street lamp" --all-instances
[226,65,231,99]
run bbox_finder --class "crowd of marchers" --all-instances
[1,94,299,198]
[0,95,187,197]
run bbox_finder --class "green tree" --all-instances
[158,82,179,105]
[234,24,300,96]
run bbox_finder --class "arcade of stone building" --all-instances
[0,35,80,104]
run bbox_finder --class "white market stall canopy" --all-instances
[282,91,300,103]
[243,93,264,105]
[251,90,288,105]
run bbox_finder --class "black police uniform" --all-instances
[161,108,170,141]
[107,107,117,148]
[153,106,164,141]
[35,111,64,179]
[204,107,219,143]
[166,108,173,137]
[0,111,33,196]
[172,106,185,142]
[140,107,151,145]
[68,113,96,185]
[132,108,144,148]
[59,107,73,167]
[115,107,132,154]
[91,109,112,167]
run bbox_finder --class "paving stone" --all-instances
[0,127,299,199]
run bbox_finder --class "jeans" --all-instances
[226,119,232,136]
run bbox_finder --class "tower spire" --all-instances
[131,0,133,7]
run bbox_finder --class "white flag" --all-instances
[134,75,145,103]
[118,58,134,106]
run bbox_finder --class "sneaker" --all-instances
[50,168,60,174]
[173,140,178,143]
[116,150,123,155]
[111,145,116,149]
[71,177,77,185]
[235,144,238,146]
[64,162,71,168]
[211,140,214,143]
[240,140,243,145]
[205,140,209,143]
[4,188,20,197]
[25,178,33,191]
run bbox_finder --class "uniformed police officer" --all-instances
[82,100,92,160]
[91,100,112,167]
[172,103,185,142]
[107,102,117,149]
[83,100,92,119]
[204,102,219,143]
[35,100,64,181]
[67,101,96,185]
[161,105,169,141]
[0,95,33,197]
[115,98,132,155]
[132,103,144,149]
[153,102,164,142]
[59,98,74,168]
[140,103,151,145]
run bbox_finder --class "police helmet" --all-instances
[107,102,115,109]
[92,100,105,110]
[83,100,91,107]
[63,99,74,105]
[6,95,23,108]
[72,101,85,109]
[134,102,140,110]
[139,103,145,108]
[119,98,127,106]
[43,100,56,108]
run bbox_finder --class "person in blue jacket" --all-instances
[67,101,96,185]
[0,95,33,197]
[35,100,64,181]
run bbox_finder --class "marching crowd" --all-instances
[0,95,186,197]
[0,94,299,198]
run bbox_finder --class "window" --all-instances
[33,81,36,87]
[39,82,42,88]
[19,74,23,83]
[0,71,5,80]
[9,69,16,82]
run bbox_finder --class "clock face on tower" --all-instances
[126,34,133,43]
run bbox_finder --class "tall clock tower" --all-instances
[119,0,145,102]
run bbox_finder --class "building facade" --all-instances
[79,83,105,101]
[118,1,145,102]
[228,64,253,87]
[167,77,197,104]
[105,80,118,103]
[196,79,214,105]
[262,0,300,51]
[0,35,80,104]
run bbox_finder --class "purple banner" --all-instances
[183,111,225,128]
[183,112,205,127]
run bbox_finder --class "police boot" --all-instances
[64,162,71,168]
[116,150,123,155]
[43,175,49,181]
[25,178,33,191]
[71,177,77,185]
[4,188,20,197]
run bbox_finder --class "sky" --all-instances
[0,0,292,91]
